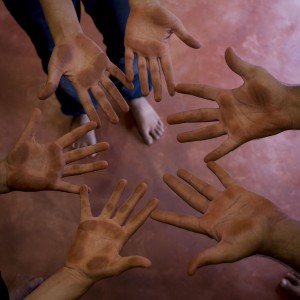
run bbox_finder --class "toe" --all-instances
[281,278,300,296]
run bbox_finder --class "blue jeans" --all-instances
[3,0,151,116]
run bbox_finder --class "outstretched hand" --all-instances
[38,32,133,126]
[125,2,200,101]
[169,47,294,161]
[2,108,109,194]
[66,180,158,280]
[151,162,287,275]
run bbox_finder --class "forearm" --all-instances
[38,0,82,44]
[286,85,300,130]
[0,160,9,194]
[25,267,94,300]
[263,217,300,271]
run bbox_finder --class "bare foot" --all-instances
[71,114,97,157]
[280,272,300,298]
[128,97,164,145]
[8,273,43,300]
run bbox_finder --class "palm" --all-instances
[218,70,291,143]
[6,141,63,191]
[151,162,286,274]
[3,108,109,193]
[66,180,158,280]
[39,33,132,125]
[125,3,200,100]
[170,47,293,161]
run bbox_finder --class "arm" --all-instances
[37,0,133,126]
[26,180,158,299]
[151,162,300,274]
[125,0,200,101]
[0,108,109,194]
[168,47,300,161]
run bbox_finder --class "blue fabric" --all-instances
[3,0,152,115]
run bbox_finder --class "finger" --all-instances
[113,182,147,225]
[17,108,41,144]
[172,19,201,49]
[187,242,238,275]
[80,184,92,221]
[163,173,209,213]
[125,47,135,82]
[62,161,108,177]
[107,62,134,90]
[177,169,220,200]
[100,179,127,218]
[75,87,101,127]
[206,161,236,188]
[91,85,119,124]
[177,123,226,143]
[125,197,159,239]
[56,121,97,148]
[53,180,81,194]
[175,83,221,101]
[149,57,162,101]
[160,54,175,96]
[64,142,109,163]
[204,138,240,162]
[167,108,219,124]
[112,256,151,275]
[137,56,150,96]
[225,47,256,81]
[100,75,129,112]
[151,209,203,233]
[38,63,62,100]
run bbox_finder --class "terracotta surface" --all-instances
[1,1,300,299]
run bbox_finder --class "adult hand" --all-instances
[169,47,294,161]
[2,108,109,194]
[38,32,133,126]
[125,2,200,101]
[151,162,288,275]
[66,180,158,280]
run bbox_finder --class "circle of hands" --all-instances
[5,2,297,288]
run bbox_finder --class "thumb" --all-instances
[38,61,63,100]
[172,19,201,49]
[187,242,237,275]
[225,47,255,80]
[17,108,42,144]
[117,255,152,274]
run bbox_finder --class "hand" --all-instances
[169,47,294,161]
[125,2,200,101]
[65,180,158,280]
[2,108,109,194]
[151,162,287,275]
[38,32,134,126]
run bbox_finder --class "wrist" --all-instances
[285,85,300,130]
[61,266,95,288]
[261,216,300,271]
[0,160,10,194]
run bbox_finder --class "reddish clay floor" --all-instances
[0,1,300,299]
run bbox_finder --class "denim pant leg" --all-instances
[3,0,97,116]
[82,0,152,101]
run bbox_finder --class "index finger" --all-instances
[56,121,97,148]
[163,173,209,213]
[167,108,219,124]
[206,162,236,188]
[175,83,221,101]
